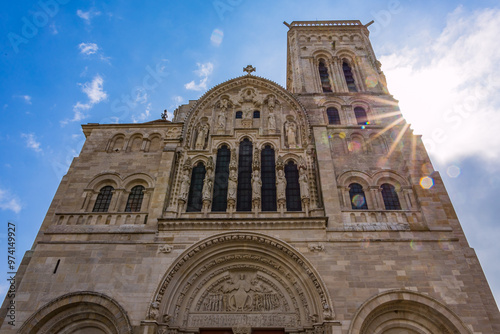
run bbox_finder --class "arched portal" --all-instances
[348,290,472,334]
[148,232,334,333]
[18,291,132,334]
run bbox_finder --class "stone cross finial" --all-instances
[243,65,256,75]
[161,109,168,120]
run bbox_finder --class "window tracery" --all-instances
[93,186,114,212]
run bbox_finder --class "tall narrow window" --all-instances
[381,183,401,210]
[187,163,206,212]
[343,61,358,92]
[237,139,253,211]
[261,145,277,211]
[285,161,301,211]
[326,107,341,125]
[354,107,368,125]
[212,146,230,212]
[349,183,368,209]
[318,60,332,92]
[93,186,114,212]
[125,185,145,212]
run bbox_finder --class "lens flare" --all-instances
[360,239,370,249]
[438,238,451,251]
[351,194,365,208]
[447,165,461,178]
[365,76,378,88]
[410,240,423,251]
[210,29,224,46]
[348,141,362,152]
[420,176,434,189]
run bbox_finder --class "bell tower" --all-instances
[285,20,388,95]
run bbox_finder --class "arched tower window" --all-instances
[237,138,253,211]
[285,161,301,211]
[212,145,230,212]
[261,145,277,211]
[326,107,341,125]
[235,111,243,119]
[125,185,145,212]
[253,110,260,118]
[93,186,114,212]
[354,107,368,125]
[381,183,401,210]
[349,183,368,209]
[318,59,332,92]
[187,163,206,212]
[343,61,358,92]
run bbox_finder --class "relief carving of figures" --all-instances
[228,169,238,200]
[252,170,261,200]
[299,169,310,200]
[252,147,260,170]
[285,120,298,148]
[229,150,238,170]
[179,170,191,201]
[243,107,252,120]
[148,301,160,320]
[276,169,287,200]
[202,177,213,201]
[266,94,276,111]
[195,123,209,150]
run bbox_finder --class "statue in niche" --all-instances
[276,169,287,200]
[229,150,237,170]
[179,170,191,200]
[217,110,226,130]
[299,169,310,199]
[253,147,260,169]
[220,97,230,111]
[228,169,237,200]
[252,170,261,200]
[285,121,297,148]
[267,95,276,111]
[207,156,214,171]
[195,123,209,150]
[202,177,213,201]
[268,112,276,130]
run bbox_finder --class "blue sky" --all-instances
[1,0,499,307]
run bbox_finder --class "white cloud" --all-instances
[78,42,99,55]
[132,103,151,123]
[185,62,214,91]
[77,9,101,23]
[13,95,32,104]
[62,75,107,125]
[21,133,42,152]
[172,96,184,105]
[0,189,22,213]
[381,7,500,164]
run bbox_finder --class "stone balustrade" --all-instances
[55,212,148,226]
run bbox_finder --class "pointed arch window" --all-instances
[212,146,230,212]
[318,60,332,92]
[381,183,401,210]
[285,161,301,211]
[187,163,206,212]
[237,138,253,211]
[349,183,368,209]
[125,185,145,212]
[326,107,341,125]
[261,145,277,211]
[354,107,368,125]
[93,186,114,212]
[343,61,358,92]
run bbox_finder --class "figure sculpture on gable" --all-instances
[276,169,287,200]
[195,123,209,150]
[269,112,276,130]
[285,121,297,148]
[217,110,226,130]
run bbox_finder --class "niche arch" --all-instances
[148,231,334,332]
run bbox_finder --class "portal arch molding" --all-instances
[148,231,335,332]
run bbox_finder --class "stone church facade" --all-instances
[2,20,499,334]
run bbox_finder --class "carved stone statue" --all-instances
[285,121,297,148]
[217,110,226,130]
[228,169,237,200]
[202,177,213,201]
[148,301,160,320]
[252,170,261,200]
[243,107,252,120]
[299,169,310,199]
[220,97,230,111]
[179,170,191,200]
[195,123,209,150]
[267,95,276,111]
[276,169,287,200]
[268,112,276,130]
